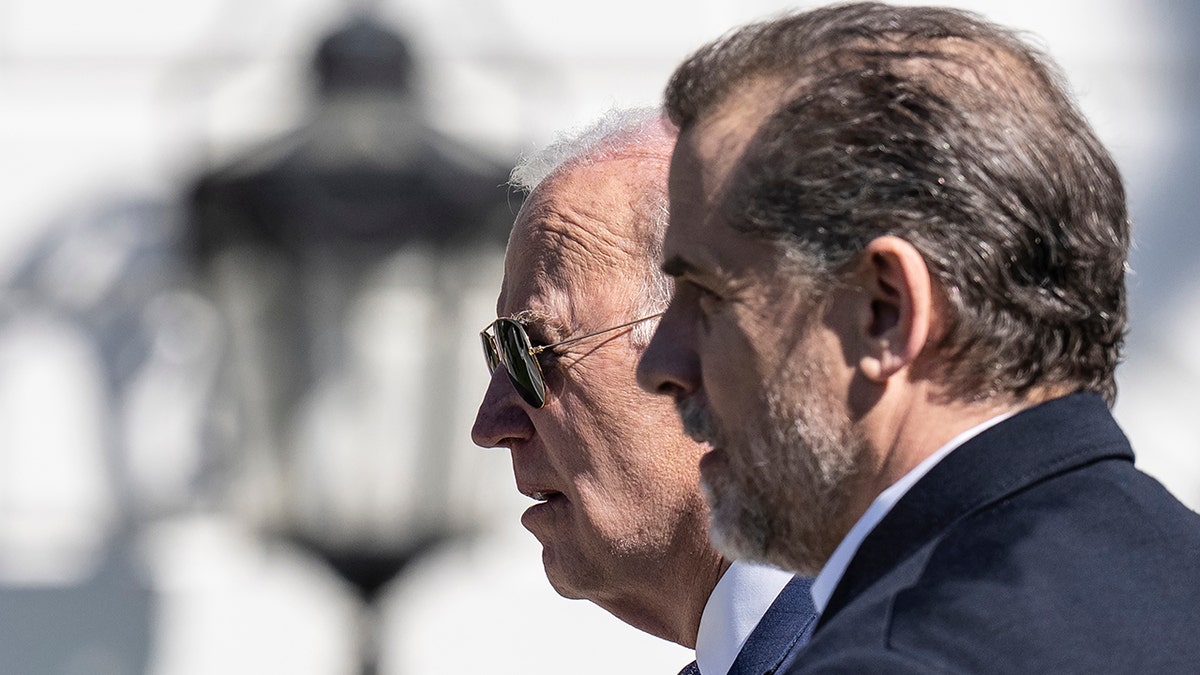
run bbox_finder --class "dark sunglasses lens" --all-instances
[481,332,500,373]
[495,319,546,408]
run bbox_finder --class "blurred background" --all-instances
[0,0,1197,673]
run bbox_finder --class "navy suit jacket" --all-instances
[726,576,817,675]
[785,393,1200,674]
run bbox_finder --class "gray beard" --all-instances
[684,380,863,576]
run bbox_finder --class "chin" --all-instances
[710,515,768,563]
[539,547,592,600]
[703,476,765,557]
[703,473,825,575]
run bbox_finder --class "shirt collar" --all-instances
[695,560,795,675]
[810,411,1016,615]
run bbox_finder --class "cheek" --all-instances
[699,318,769,416]
[563,351,658,426]
[579,396,703,502]
[558,348,708,489]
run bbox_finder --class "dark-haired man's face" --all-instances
[638,102,866,575]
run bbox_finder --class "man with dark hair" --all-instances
[637,3,1200,672]
[473,108,816,675]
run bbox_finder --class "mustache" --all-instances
[676,396,716,444]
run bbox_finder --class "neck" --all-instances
[854,384,1045,525]
[597,556,730,648]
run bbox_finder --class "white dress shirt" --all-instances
[810,412,1016,614]
[694,560,795,675]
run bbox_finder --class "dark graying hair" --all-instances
[510,108,676,344]
[665,2,1128,404]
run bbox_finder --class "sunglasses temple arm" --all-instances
[529,312,664,355]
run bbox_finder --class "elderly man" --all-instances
[471,108,816,674]
[637,3,1200,673]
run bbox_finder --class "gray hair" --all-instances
[511,107,674,194]
[512,107,677,346]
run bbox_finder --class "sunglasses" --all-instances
[480,312,664,408]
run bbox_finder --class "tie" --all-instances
[677,661,700,675]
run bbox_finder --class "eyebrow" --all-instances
[509,308,554,328]
[507,308,565,342]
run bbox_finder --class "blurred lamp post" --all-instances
[187,13,510,674]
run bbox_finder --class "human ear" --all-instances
[855,236,933,383]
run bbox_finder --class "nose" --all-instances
[636,302,701,402]
[472,366,535,449]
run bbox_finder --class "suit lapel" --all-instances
[728,576,818,675]
[818,393,1133,629]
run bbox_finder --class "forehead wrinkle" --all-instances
[499,220,621,335]
[527,180,643,289]
[503,156,662,336]
[542,211,630,279]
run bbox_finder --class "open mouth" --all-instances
[518,487,564,531]
[519,486,564,503]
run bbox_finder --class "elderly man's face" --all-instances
[471,158,713,607]
[636,103,867,575]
